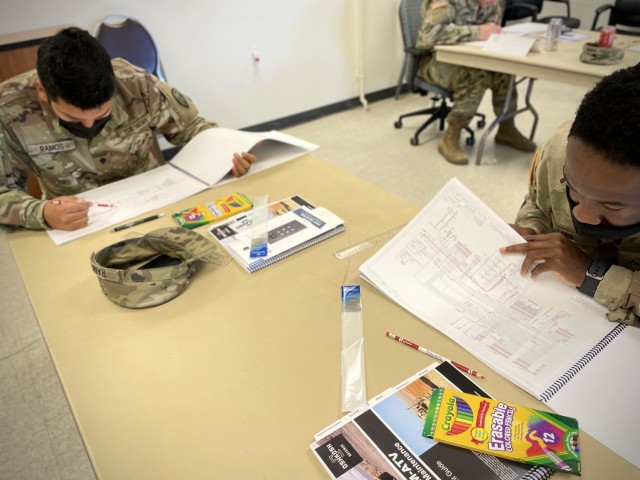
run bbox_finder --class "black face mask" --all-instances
[565,187,640,241]
[58,114,111,139]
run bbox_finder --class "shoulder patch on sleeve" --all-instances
[170,88,190,109]
[154,81,199,123]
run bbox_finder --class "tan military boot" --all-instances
[438,121,468,165]
[495,119,536,152]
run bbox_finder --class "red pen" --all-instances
[50,200,115,207]
[386,331,485,379]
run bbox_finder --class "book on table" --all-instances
[208,195,345,272]
[311,361,552,480]
[47,128,317,245]
[359,177,640,469]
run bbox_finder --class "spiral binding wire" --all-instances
[540,323,627,403]
[247,225,346,273]
[521,465,553,480]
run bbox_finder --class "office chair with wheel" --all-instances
[95,16,167,81]
[592,0,640,36]
[394,0,485,148]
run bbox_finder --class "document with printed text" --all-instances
[360,178,640,468]
[47,128,317,245]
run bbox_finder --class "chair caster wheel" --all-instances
[410,138,419,146]
[394,121,402,129]
[477,120,486,128]
[466,137,475,146]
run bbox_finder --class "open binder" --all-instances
[47,128,317,245]
[360,178,640,469]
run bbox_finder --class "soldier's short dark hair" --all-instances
[37,27,115,109]
[569,64,640,168]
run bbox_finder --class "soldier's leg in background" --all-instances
[491,73,536,152]
[424,62,490,165]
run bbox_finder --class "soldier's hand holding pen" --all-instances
[479,23,502,40]
[43,196,92,231]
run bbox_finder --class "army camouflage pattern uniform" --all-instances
[515,121,640,327]
[579,42,624,65]
[0,58,217,229]
[90,227,218,308]
[415,0,516,122]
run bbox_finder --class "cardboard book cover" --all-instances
[311,362,552,480]
[423,388,581,475]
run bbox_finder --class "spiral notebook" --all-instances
[359,178,640,469]
[208,195,344,272]
[312,362,552,480]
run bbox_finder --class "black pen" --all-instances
[113,213,164,232]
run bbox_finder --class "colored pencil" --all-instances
[385,331,485,379]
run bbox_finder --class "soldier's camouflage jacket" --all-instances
[516,121,640,327]
[416,0,502,52]
[0,58,216,229]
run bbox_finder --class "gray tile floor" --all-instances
[0,78,588,479]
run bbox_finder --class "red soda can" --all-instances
[598,26,616,48]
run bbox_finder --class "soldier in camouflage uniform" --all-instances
[502,64,640,327]
[416,0,536,165]
[0,27,256,231]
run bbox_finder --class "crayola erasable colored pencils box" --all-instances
[423,388,581,475]
[173,193,253,229]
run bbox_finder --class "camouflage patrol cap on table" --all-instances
[579,42,624,65]
[90,227,217,308]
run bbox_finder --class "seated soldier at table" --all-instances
[416,0,536,165]
[502,64,640,327]
[0,27,256,231]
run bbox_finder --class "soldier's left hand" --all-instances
[499,232,592,286]
[231,151,257,177]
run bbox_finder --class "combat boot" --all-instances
[438,118,469,165]
[495,119,536,152]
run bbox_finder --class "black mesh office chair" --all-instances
[501,0,540,26]
[95,16,167,80]
[394,0,485,147]
[502,0,580,29]
[538,0,581,29]
[592,0,640,35]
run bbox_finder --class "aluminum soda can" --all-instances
[545,18,563,51]
[598,25,616,48]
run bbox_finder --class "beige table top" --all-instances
[8,155,638,479]
[435,30,640,88]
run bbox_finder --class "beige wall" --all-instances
[0,1,610,130]
[0,0,405,129]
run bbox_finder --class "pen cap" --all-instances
[90,227,218,308]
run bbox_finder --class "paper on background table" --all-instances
[482,33,537,57]
[46,128,317,245]
[360,177,640,468]
[501,22,548,35]
[464,22,547,46]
